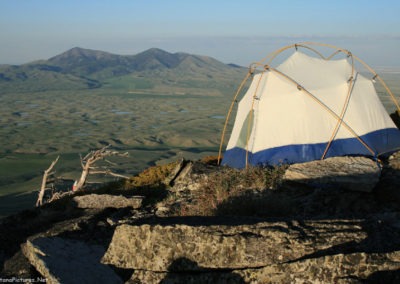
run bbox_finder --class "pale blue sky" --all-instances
[1,0,399,66]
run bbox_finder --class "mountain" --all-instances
[129,48,184,70]
[47,47,133,78]
[0,63,101,93]
[0,47,246,95]
[46,47,244,79]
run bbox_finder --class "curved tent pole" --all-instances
[238,42,331,165]
[352,54,400,113]
[217,70,253,165]
[267,44,326,65]
[310,42,400,112]
[252,43,325,67]
[321,51,356,159]
[299,42,354,56]
[245,70,267,168]
[269,66,376,156]
[245,43,327,74]
[256,41,399,113]
[295,42,400,157]
[327,49,343,60]
[251,45,294,68]
[219,41,399,167]
[299,42,400,112]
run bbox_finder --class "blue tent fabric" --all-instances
[222,128,400,168]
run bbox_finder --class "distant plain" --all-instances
[0,47,399,217]
[0,47,247,217]
[0,89,237,217]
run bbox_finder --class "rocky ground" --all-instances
[1,152,400,283]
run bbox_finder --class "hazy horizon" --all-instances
[1,1,400,67]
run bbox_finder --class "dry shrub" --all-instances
[174,165,288,217]
[199,155,220,166]
[126,160,180,188]
[265,164,288,189]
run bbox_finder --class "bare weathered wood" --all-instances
[90,170,130,179]
[36,156,59,207]
[74,145,129,191]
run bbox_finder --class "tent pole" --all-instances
[217,70,252,165]
[352,55,400,113]
[245,71,266,168]
[220,41,398,167]
[269,67,376,156]
[321,51,356,159]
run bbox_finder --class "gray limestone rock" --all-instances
[238,251,400,284]
[163,158,186,186]
[127,251,400,284]
[72,194,143,209]
[101,220,367,271]
[169,161,216,192]
[283,156,381,192]
[103,215,400,283]
[22,237,122,284]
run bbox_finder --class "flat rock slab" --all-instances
[102,220,367,271]
[128,251,400,284]
[241,251,400,284]
[22,237,122,284]
[72,194,143,209]
[283,156,381,192]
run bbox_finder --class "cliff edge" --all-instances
[1,152,400,283]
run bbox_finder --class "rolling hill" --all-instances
[0,47,246,95]
[0,62,101,93]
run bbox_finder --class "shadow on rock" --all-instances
[0,203,85,276]
[285,213,400,264]
[214,185,385,219]
[363,268,400,283]
[160,257,246,284]
[15,206,138,281]
[214,155,400,220]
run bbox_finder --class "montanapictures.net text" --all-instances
[0,278,47,283]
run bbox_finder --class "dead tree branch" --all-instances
[36,155,60,207]
[74,145,129,191]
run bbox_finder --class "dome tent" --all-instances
[218,42,400,168]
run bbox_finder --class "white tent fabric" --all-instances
[222,50,400,168]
